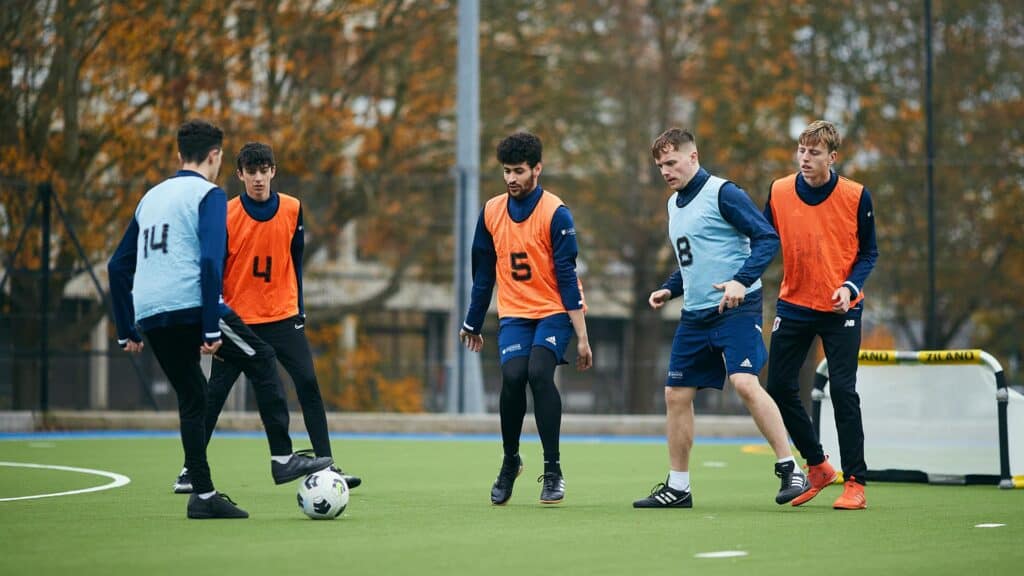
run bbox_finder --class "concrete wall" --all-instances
[0,410,761,438]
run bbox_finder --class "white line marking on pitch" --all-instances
[975,523,1005,528]
[0,462,131,502]
[703,461,728,468]
[695,551,748,559]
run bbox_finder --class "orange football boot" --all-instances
[833,476,867,510]
[791,457,839,507]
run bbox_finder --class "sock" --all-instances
[271,455,291,464]
[776,456,797,468]
[544,459,562,476]
[504,453,520,466]
[198,491,217,500]
[668,470,690,492]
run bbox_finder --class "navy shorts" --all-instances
[666,312,766,389]
[497,314,573,365]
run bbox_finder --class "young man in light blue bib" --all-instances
[632,128,808,509]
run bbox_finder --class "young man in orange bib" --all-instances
[459,132,593,505]
[764,121,879,510]
[172,142,360,494]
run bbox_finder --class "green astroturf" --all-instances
[1,436,1022,576]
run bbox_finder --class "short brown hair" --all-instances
[799,120,841,153]
[651,128,696,159]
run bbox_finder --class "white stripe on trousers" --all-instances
[219,319,256,356]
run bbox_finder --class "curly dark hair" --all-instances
[496,132,542,167]
[236,142,276,172]
[177,119,224,164]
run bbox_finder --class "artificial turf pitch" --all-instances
[2,434,1022,576]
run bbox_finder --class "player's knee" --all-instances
[244,360,283,389]
[501,361,529,386]
[730,374,763,401]
[526,364,555,388]
[297,391,324,411]
[829,381,859,402]
[664,386,694,408]
[293,374,320,395]
[254,347,277,363]
[178,398,205,421]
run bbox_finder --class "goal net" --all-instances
[813,349,1024,488]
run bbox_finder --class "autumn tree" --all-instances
[477,0,811,412]
[0,0,178,407]
[793,1,1024,358]
[4,0,1021,410]
[0,0,458,407]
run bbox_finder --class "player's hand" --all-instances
[575,339,593,371]
[713,280,746,313]
[122,340,144,353]
[648,289,672,309]
[201,340,222,355]
[831,286,852,313]
[459,329,483,353]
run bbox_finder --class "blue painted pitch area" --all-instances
[0,429,763,445]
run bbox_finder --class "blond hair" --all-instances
[799,120,841,153]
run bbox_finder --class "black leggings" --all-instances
[499,347,562,465]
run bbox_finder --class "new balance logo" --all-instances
[545,336,557,346]
[740,358,753,368]
[844,319,856,327]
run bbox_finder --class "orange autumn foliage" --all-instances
[308,324,424,413]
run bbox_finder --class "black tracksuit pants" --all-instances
[146,312,293,494]
[146,323,217,494]
[206,315,332,458]
[766,312,867,485]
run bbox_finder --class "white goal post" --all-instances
[812,349,1024,489]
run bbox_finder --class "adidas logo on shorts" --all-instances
[545,336,557,346]
[740,358,753,368]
